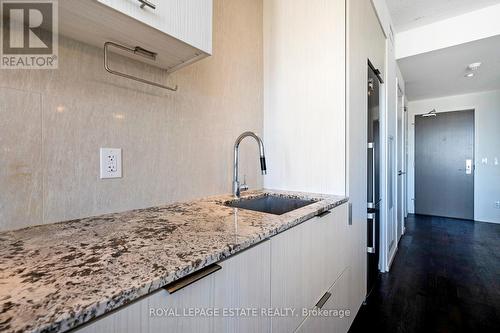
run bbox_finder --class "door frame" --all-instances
[396,84,406,242]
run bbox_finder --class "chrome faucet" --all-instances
[233,131,267,198]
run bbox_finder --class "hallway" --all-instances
[349,214,500,333]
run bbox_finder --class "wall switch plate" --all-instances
[100,148,122,179]
[496,201,500,209]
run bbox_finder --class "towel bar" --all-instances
[103,41,178,92]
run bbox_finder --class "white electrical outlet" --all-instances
[100,148,122,179]
[496,201,500,209]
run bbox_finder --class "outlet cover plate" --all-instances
[100,148,122,179]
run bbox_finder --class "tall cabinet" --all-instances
[264,0,366,328]
[263,0,346,195]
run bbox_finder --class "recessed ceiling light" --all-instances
[465,72,474,78]
[467,62,482,71]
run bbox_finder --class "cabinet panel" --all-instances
[270,216,329,333]
[147,274,215,332]
[74,240,270,333]
[213,241,271,333]
[74,270,215,333]
[72,297,148,333]
[96,0,212,54]
[97,0,163,32]
[324,204,349,286]
[271,203,349,333]
[295,267,351,333]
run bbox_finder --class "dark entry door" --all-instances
[415,110,474,220]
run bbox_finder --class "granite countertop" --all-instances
[0,189,348,333]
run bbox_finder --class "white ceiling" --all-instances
[398,35,500,101]
[386,0,500,32]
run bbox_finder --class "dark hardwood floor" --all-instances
[349,214,500,333]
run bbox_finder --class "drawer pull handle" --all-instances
[316,210,331,218]
[164,264,221,294]
[348,202,353,226]
[315,292,332,309]
[138,0,156,10]
[367,212,376,254]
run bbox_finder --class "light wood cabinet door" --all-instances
[96,0,212,54]
[270,216,329,333]
[295,267,352,333]
[270,203,349,333]
[147,273,216,332]
[74,268,216,333]
[323,203,349,288]
[73,240,270,333]
[149,240,271,332]
[213,240,271,333]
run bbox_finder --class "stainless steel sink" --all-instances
[225,195,317,215]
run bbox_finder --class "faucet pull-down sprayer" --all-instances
[232,131,267,198]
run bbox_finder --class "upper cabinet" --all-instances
[96,0,212,54]
[59,0,213,73]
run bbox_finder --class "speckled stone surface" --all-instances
[0,190,347,333]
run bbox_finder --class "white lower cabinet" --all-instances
[74,268,215,333]
[295,267,351,333]
[270,203,350,333]
[74,203,357,333]
[212,240,271,333]
[74,240,270,333]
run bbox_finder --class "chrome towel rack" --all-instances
[103,41,178,92]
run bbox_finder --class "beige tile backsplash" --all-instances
[0,0,263,231]
[0,89,43,229]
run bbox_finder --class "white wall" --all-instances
[407,90,500,224]
[263,0,345,194]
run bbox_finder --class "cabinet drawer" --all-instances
[74,240,270,333]
[213,241,271,333]
[295,267,351,333]
[322,203,349,288]
[271,203,349,333]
